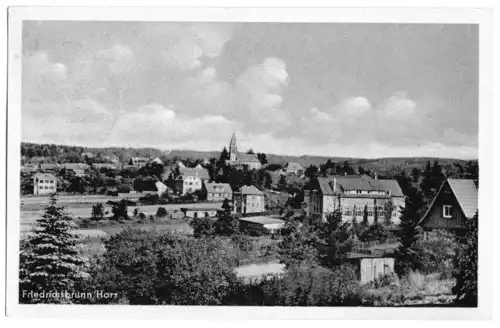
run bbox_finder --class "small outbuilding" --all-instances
[238,216,285,235]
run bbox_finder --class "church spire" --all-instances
[229,133,238,161]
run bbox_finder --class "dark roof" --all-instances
[375,179,404,197]
[237,152,260,163]
[40,163,59,170]
[179,167,210,180]
[205,183,232,194]
[240,185,264,195]
[315,175,403,197]
[62,163,89,170]
[33,173,57,180]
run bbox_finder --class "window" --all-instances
[392,211,397,217]
[443,205,452,218]
[384,264,390,275]
[367,207,374,217]
[355,207,364,216]
[344,206,352,216]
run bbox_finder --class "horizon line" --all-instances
[20,140,478,162]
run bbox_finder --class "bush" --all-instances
[452,213,478,306]
[88,228,238,305]
[415,229,458,279]
[156,207,167,218]
[231,264,363,306]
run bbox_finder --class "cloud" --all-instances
[107,104,238,149]
[23,51,68,102]
[235,57,291,132]
[162,24,233,71]
[96,44,135,74]
[335,96,372,116]
[381,92,417,119]
[299,107,342,144]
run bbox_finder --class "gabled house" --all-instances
[129,157,149,168]
[205,182,232,202]
[233,185,265,214]
[40,163,60,173]
[282,162,305,176]
[172,167,210,196]
[304,175,405,224]
[418,178,478,232]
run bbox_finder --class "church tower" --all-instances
[229,133,238,161]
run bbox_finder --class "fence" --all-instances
[351,237,399,255]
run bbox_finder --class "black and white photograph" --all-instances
[4,5,495,320]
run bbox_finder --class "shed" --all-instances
[238,216,285,235]
[347,253,395,285]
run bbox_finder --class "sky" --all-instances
[22,21,479,159]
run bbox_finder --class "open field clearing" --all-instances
[235,262,285,281]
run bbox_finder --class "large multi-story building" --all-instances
[304,175,405,225]
[225,133,262,170]
[33,173,57,195]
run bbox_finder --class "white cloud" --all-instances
[336,96,372,116]
[162,24,233,71]
[107,104,238,149]
[96,44,134,74]
[235,57,291,131]
[382,92,417,119]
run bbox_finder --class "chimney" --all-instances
[374,172,378,180]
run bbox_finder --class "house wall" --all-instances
[33,177,57,195]
[207,191,232,202]
[179,176,203,195]
[243,194,265,213]
[422,184,468,230]
[185,209,218,219]
[359,258,395,285]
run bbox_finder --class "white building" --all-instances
[33,173,57,195]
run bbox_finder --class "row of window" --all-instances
[38,186,56,190]
[343,206,396,217]
[345,190,388,195]
[36,179,55,184]
[209,193,230,198]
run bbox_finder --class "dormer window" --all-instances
[443,205,452,218]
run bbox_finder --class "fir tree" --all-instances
[362,205,369,227]
[394,181,425,276]
[19,194,88,304]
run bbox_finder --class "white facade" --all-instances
[177,175,203,195]
[33,174,57,195]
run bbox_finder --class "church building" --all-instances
[226,133,262,170]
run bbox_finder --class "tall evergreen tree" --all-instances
[19,195,88,303]
[394,180,426,275]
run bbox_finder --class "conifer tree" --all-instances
[394,181,425,276]
[19,194,88,304]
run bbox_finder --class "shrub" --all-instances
[452,212,478,306]
[415,229,458,279]
[232,264,363,306]
[156,207,167,217]
[88,228,238,305]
